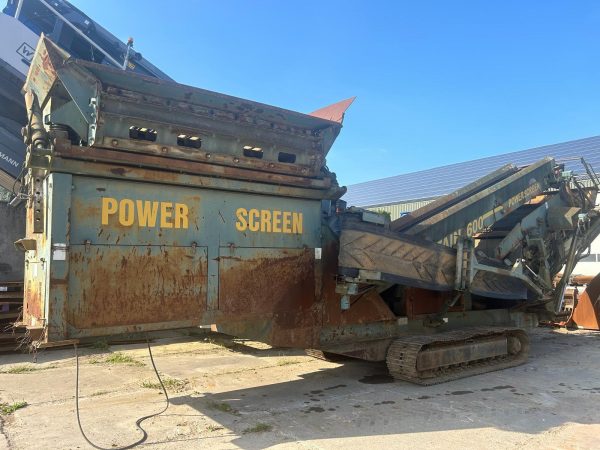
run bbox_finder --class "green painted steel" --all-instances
[34,173,322,341]
[18,36,600,364]
[400,158,556,246]
[20,36,344,344]
[68,176,321,248]
[24,37,343,182]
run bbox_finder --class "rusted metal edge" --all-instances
[571,272,600,330]
[30,37,343,151]
[33,339,79,349]
[79,55,343,130]
[46,158,344,200]
[65,320,199,339]
[309,97,356,124]
[22,34,63,108]
[96,133,318,179]
[52,143,333,190]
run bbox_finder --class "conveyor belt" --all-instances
[338,226,528,299]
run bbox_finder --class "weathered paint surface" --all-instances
[68,176,321,248]
[22,37,386,350]
[22,172,324,342]
[218,248,314,315]
[68,245,207,328]
[216,247,319,347]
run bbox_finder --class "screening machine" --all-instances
[18,37,600,384]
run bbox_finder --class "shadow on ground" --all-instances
[159,329,600,448]
[2,328,599,449]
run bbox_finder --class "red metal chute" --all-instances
[571,273,600,330]
[309,97,356,124]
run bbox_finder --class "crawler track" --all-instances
[386,327,529,385]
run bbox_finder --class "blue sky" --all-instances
[71,1,600,186]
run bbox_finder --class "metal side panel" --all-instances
[215,247,319,348]
[45,173,72,339]
[22,246,47,330]
[67,176,322,249]
[218,247,315,314]
[22,173,66,336]
[33,173,322,342]
[66,244,207,334]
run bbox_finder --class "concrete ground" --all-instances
[0,328,599,450]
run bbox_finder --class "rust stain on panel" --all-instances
[22,202,45,325]
[68,245,206,328]
[55,145,331,189]
[218,249,318,347]
[321,238,395,328]
[219,249,314,315]
[24,279,43,321]
[404,287,462,318]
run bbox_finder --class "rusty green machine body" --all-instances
[18,37,600,384]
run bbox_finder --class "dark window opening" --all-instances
[129,126,157,141]
[243,145,263,159]
[278,152,296,163]
[177,134,202,149]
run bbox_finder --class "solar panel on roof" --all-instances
[343,135,600,207]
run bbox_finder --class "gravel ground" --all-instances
[0,327,598,449]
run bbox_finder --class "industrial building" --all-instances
[343,135,600,276]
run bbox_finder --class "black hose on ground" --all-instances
[74,336,169,449]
